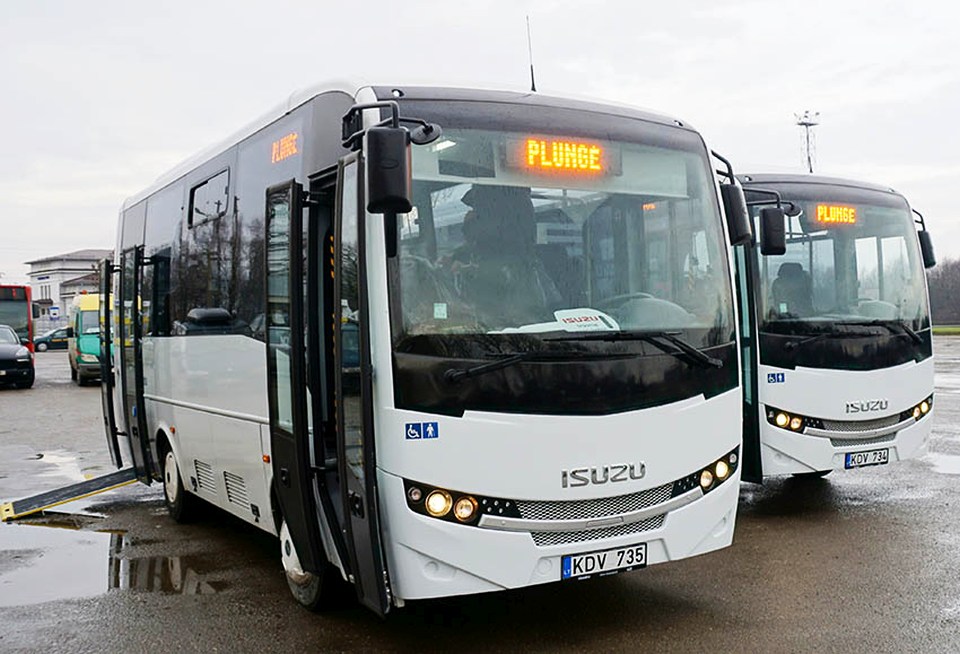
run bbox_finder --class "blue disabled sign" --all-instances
[405,422,439,440]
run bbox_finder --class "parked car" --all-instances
[0,323,34,388]
[34,326,70,351]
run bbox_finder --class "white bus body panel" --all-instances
[757,357,934,475]
[373,392,740,601]
[142,335,277,535]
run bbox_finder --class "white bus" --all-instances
[99,83,759,614]
[733,174,936,481]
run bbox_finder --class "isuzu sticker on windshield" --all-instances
[554,308,620,332]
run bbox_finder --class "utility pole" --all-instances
[795,110,820,173]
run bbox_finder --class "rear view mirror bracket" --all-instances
[712,151,753,246]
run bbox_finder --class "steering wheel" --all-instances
[597,292,653,311]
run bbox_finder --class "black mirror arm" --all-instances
[342,101,442,150]
[711,150,735,182]
[912,208,928,231]
[342,101,401,150]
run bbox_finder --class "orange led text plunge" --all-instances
[272,132,299,163]
[525,139,603,173]
[816,204,857,224]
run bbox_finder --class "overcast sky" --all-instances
[1,0,957,284]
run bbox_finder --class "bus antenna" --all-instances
[526,15,537,92]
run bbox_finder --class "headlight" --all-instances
[404,480,510,527]
[424,490,452,517]
[767,407,808,432]
[453,496,478,522]
[684,448,739,494]
[902,395,934,422]
[80,353,99,363]
[15,346,30,359]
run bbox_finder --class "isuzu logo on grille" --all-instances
[561,462,646,488]
[845,399,889,414]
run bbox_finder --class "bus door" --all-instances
[734,243,763,482]
[265,163,390,616]
[98,258,123,468]
[333,155,390,615]
[265,179,328,579]
[118,247,153,483]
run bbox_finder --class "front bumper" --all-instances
[378,466,739,602]
[0,363,34,383]
[759,408,932,475]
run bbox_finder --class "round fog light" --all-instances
[715,460,730,480]
[790,416,803,431]
[407,486,423,503]
[913,406,921,419]
[425,490,453,517]
[700,470,714,489]
[920,401,930,414]
[453,496,478,522]
[775,412,789,428]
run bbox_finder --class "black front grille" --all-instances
[0,359,30,372]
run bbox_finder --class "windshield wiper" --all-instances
[443,349,630,384]
[544,330,723,369]
[784,319,923,351]
[836,319,923,345]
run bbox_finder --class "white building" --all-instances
[25,249,113,329]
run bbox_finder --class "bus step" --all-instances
[0,467,139,522]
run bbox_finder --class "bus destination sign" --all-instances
[816,204,857,225]
[505,137,619,176]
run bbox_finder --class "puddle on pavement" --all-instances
[0,521,226,606]
[925,452,960,475]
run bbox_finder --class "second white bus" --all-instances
[734,173,935,480]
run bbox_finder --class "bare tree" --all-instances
[927,257,960,324]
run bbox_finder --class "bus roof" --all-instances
[123,83,696,211]
[737,173,901,197]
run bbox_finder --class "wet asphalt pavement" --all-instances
[1,343,959,653]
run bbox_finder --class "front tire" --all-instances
[36,343,48,352]
[163,448,197,522]
[70,365,77,382]
[280,519,348,611]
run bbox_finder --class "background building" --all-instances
[26,249,112,332]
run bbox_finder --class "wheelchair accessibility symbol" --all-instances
[405,422,439,440]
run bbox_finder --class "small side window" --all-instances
[189,169,230,228]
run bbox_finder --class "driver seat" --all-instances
[771,262,813,317]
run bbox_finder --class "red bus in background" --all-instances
[0,285,35,352]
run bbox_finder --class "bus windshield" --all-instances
[0,287,30,343]
[750,190,929,334]
[392,126,733,348]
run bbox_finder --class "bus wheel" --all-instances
[163,448,197,522]
[279,520,345,612]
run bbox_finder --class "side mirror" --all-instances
[720,184,752,245]
[918,230,936,269]
[365,127,412,215]
[759,207,787,256]
[66,327,75,338]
